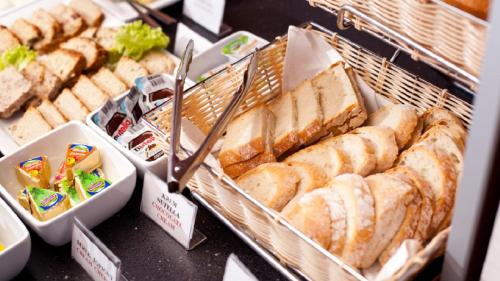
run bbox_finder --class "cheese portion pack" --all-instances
[74,169,111,201]
[54,144,101,185]
[16,156,51,189]
[17,188,29,210]
[59,179,81,208]
[27,187,70,221]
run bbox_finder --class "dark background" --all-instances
[6,0,454,280]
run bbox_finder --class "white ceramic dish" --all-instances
[188,31,269,81]
[0,197,30,281]
[95,0,180,22]
[86,74,193,179]
[0,121,137,246]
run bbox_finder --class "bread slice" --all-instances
[292,80,323,145]
[139,50,176,75]
[328,174,375,268]
[312,63,367,134]
[36,99,67,128]
[42,49,85,83]
[367,104,418,149]
[351,126,398,172]
[397,146,458,236]
[91,67,127,98]
[282,188,347,255]
[0,25,20,54]
[60,37,107,71]
[285,162,328,195]
[22,61,63,101]
[9,19,42,47]
[223,152,276,179]
[9,107,52,146]
[80,27,98,39]
[422,107,467,140]
[269,93,299,157]
[236,163,299,211]
[95,27,117,51]
[321,134,376,176]
[219,105,272,167]
[285,143,349,180]
[69,0,104,27]
[54,88,89,121]
[385,166,435,242]
[71,75,109,111]
[361,173,414,268]
[404,115,423,149]
[50,5,86,38]
[0,67,33,118]
[114,56,149,87]
[30,9,62,51]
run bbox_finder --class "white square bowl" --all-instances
[0,197,30,281]
[0,121,137,246]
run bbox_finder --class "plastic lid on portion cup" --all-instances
[221,35,258,63]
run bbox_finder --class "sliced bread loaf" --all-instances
[269,93,298,157]
[236,163,299,211]
[9,19,42,48]
[71,75,109,111]
[61,37,107,71]
[322,134,376,176]
[30,9,62,51]
[114,56,149,87]
[36,99,67,128]
[292,79,323,145]
[91,67,128,98]
[69,0,104,27]
[0,26,20,54]
[9,107,52,145]
[42,49,85,83]
[54,88,89,121]
[367,104,418,149]
[139,50,176,75]
[285,162,328,195]
[351,126,398,172]
[404,116,423,149]
[0,67,33,118]
[222,152,276,179]
[22,61,62,101]
[50,5,86,38]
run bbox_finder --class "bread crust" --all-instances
[285,162,328,195]
[368,104,418,149]
[223,152,276,179]
[351,126,398,173]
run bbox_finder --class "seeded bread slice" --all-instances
[36,99,67,128]
[328,174,375,268]
[0,67,33,118]
[114,56,149,87]
[50,5,86,38]
[61,37,107,71]
[351,126,398,172]
[322,134,376,176]
[292,79,323,145]
[0,25,20,54]
[9,107,52,146]
[69,0,104,27]
[285,143,349,180]
[9,19,42,47]
[71,75,109,111]
[285,162,328,195]
[91,67,127,98]
[139,50,176,75]
[282,188,347,255]
[236,162,299,211]
[219,105,272,167]
[269,93,299,157]
[361,173,414,268]
[367,104,418,149]
[22,61,62,101]
[30,9,62,51]
[54,88,89,121]
[397,146,458,236]
[42,49,85,83]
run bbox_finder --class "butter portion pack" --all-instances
[27,187,70,221]
[16,156,51,189]
[55,144,101,186]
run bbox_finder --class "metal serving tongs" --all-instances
[167,40,259,193]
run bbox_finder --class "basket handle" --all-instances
[167,46,259,193]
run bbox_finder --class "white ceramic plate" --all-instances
[0,121,137,246]
[0,197,30,281]
[95,0,180,22]
[0,0,179,156]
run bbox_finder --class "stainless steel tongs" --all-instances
[167,40,259,193]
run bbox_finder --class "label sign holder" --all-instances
[72,217,126,281]
[182,0,232,38]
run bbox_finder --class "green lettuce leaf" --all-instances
[0,45,37,71]
[113,20,169,61]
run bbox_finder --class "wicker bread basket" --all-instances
[145,23,473,280]
[307,0,487,89]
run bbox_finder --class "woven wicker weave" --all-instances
[145,23,472,281]
[308,0,487,87]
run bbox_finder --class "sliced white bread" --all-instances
[236,163,299,211]
[360,173,415,268]
[60,37,107,71]
[71,75,109,111]
[385,166,435,242]
[284,143,349,180]
[36,99,67,128]
[30,9,62,51]
[367,104,418,149]
[351,126,398,172]
[9,19,42,48]
[54,88,89,122]
[328,174,375,268]
[422,107,467,140]
[219,105,272,167]
[139,50,176,75]
[0,67,33,119]
[321,134,376,176]
[223,152,276,179]
[0,26,20,54]
[42,49,85,83]
[312,63,367,134]
[285,162,328,195]
[292,79,323,145]
[69,0,104,27]
[91,67,128,98]
[269,93,298,157]
[114,56,149,87]
[22,61,62,101]
[282,188,347,255]
[397,146,458,236]
[404,116,424,149]
[9,107,52,146]
[50,5,86,38]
